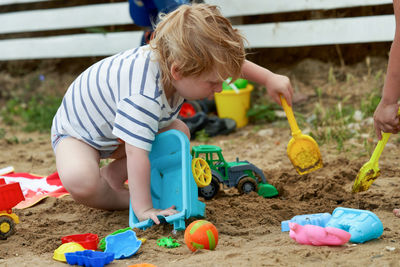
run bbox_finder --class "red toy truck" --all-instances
[0,178,24,239]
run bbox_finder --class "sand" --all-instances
[1,123,400,267]
[1,57,400,266]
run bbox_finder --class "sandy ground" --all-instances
[1,57,400,266]
[1,123,400,267]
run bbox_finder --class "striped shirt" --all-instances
[51,45,184,152]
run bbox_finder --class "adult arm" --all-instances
[373,0,400,139]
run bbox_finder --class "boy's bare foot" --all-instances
[393,209,400,217]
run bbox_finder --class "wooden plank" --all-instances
[0,0,49,5]
[1,0,394,34]
[0,15,395,60]
[0,31,143,60]
[0,2,131,34]
[205,0,393,17]
[238,15,395,48]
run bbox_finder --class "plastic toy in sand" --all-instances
[157,237,181,248]
[62,233,99,250]
[65,250,114,267]
[222,78,248,92]
[184,220,218,252]
[325,207,383,243]
[280,95,322,175]
[98,227,131,251]
[191,145,278,200]
[215,78,253,128]
[281,212,332,232]
[289,223,351,246]
[129,130,208,231]
[0,178,25,239]
[104,230,141,259]
[53,242,85,262]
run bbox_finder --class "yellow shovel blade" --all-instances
[352,108,399,193]
[352,161,380,193]
[288,134,323,175]
[280,95,323,175]
[352,131,391,193]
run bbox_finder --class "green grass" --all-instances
[309,96,357,151]
[247,85,279,124]
[194,129,210,142]
[247,102,278,123]
[1,95,62,132]
[360,92,381,117]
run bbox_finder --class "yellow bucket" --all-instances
[214,84,253,128]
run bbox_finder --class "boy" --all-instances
[51,4,293,224]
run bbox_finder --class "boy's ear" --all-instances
[170,62,182,80]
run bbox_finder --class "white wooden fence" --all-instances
[0,0,395,60]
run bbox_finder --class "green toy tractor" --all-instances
[191,145,278,200]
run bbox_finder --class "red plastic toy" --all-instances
[62,233,99,250]
[0,178,25,239]
[179,102,197,118]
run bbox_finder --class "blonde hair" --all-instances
[150,3,245,89]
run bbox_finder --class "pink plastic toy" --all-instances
[289,222,351,246]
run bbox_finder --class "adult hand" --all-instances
[373,101,400,139]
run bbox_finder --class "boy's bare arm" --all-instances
[241,60,293,106]
[125,143,177,224]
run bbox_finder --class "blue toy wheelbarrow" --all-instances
[129,130,210,231]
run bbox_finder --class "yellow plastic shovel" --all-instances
[280,96,323,175]
[352,108,400,193]
[352,133,390,193]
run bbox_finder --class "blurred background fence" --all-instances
[0,0,395,61]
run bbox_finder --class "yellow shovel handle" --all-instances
[369,107,400,163]
[370,132,391,164]
[280,95,301,136]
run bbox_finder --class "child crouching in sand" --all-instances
[51,3,294,224]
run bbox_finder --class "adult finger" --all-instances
[374,121,382,140]
[287,82,294,100]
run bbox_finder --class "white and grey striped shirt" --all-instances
[51,45,184,152]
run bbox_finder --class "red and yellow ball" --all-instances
[184,220,218,252]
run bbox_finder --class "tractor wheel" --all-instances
[192,157,212,187]
[237,177,258,194]
[198,177,220,200]
[0,216,15,240]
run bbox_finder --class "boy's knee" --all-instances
[160,119,191,139]
[172,119,191,139]
[59,169,99,201]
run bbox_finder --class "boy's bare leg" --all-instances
[102,145,128,192]
[56,137,129,210]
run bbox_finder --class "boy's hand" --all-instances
[374,101,400,139]
[265,73,294,106]
[137,205,178,224]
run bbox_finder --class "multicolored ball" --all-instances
[184,220,218,252]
